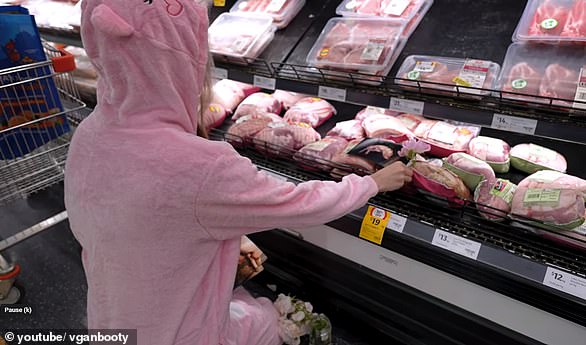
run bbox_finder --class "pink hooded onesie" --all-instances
[63,1,379,344]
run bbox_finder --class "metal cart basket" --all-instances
[0,42,86,303]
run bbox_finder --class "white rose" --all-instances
[291,311,305,322]
[304,302,313,313]
[274,294,294,316]
[278,318,302,345]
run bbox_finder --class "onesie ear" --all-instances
[90,4,134,38]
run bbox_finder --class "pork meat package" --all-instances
[510,143,567,174]
[293,136,349,171]
[307,17,406,82]
[230,0,306,29]
[208,12,276,64]
[335,0,433,38]
[227,115,284,145]
[498,43,586,107]
[443,152,496,191]
[511,170,586,229]
[474,179,517,221]
[232,93,283,121]
[395,55,500,97]
[467,136,511,173]
[283,97,336,128]
[513,0,586,43]
[411,160,471,204]
[253,122,321,156]
[212,79,261,113]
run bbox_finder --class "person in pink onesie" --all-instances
[63,1,412,344]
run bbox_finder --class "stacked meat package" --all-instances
[498,0,586,109]
[229,0,306,29]
[306,0,433,85]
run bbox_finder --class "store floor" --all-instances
[0,184,377,345]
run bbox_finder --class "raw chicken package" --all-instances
[395,55,501,97]
[271,90,309,110]
[232,93,283,121]
[513,0,586,43]
[226,115,281,145]
[355,106,401,123]
[497,43,586,107]
[467,136,511,173]
[474,179,517,221]
[443,152,496,190]
[293,136,349,171]
[209,13,276,65]
[307,17,405,79]
[283,97,336,128]
[253,122,321,156]
[212,79,261,113]
[361,114,415,142]
[330,139,393,177]
[202,104,228,131]
[327,120,365,140]
[230,0,306,29]
[511,172,586,230]
[403,119,480,157]
[336,0,434,38]
[410,160,471,205]
[510,143,567,174]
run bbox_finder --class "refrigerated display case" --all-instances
[10,0,586,344]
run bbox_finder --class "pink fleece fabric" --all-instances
[64,1,379,344]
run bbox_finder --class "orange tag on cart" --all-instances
[214,0,226,6]
[359,206,390,245]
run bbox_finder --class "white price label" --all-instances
[212,67,228,80]
[573,67,586,110]
[253,75,276,90]
[383,0,410,16]
[491,114,537,135]
[543,267,586,300]
[432,229,482,260]
[389,97,424,115]
[318,86,347,102]
[386,213,407,233]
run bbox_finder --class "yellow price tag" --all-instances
[359,206,390,245]
[452,76,472,87]
[214,0,226,6]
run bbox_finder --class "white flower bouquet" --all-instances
[274,294,332,345]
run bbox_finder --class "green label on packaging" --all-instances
[407,70,420,80]
[490,179,516,204]
[523,189,561,205]
[511,79,527,89]
[541,18,558,30]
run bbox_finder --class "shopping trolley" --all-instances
[0,42,86,304]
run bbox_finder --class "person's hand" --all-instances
[370,161,413,192]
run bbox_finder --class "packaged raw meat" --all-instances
[327,120,365,140]
[511,181,585,230]
[232,93,283,121]
[330,139,387,178]
[293,136,349,171]
[209,13,276,65]
[354,106,401,123]
[202,104,228,131]
[336,0,428,21]
[271,90,308,110]
[253,122,321,156]
[347,138,399,166]
[498,43,586,107]
[412,120,480,158]
[230,0,306,29]
[513,0,586,43]
[510,143,567,174]
[517,170,586,196]
[226,115,279,145]
[395,55,500,97]
[411,160,471,204]
[474,179,517,221]
[283,97,336,128]
[307,17,405,78]
[467,136,511,173]
[361,114,415,143]
[443,152,496,190]
[212,79,261,112]
[396,113,425,132]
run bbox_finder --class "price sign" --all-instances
[359,206,391,245]
[389,97,424,115]
[212,67,228,80]
[213,0,226,6]
[318,86,347,102]
[386,213,407,233]
[432,229,481,260]
[491,114,538,135]
[253,75,276,90]
[543,267,586,300]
